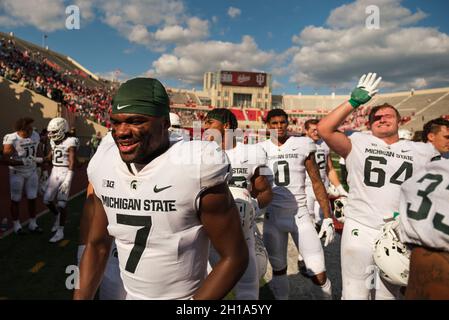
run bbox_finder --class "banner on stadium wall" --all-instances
[220,71,267,87]
[44,58,62,71]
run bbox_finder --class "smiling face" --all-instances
[305,123,320,142]
[110,113,169,164]
[369,107,400,139]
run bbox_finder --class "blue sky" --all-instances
[1,0,449,95]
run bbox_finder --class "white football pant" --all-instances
[341,218,402,300]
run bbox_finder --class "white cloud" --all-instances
[0,0,66,32]
[100,0,184,27]
[228,7,241,19]
[326,0,427,29]
[288,0,449,91]
[74,0,96,23]
[154,17,209,44]
[128,24,152,44]
[0,15,21,28]
[0,0,209,50]
[149,35,275,85]
[271,80,283,89]
[96,70,130,82]
[211,16,219,24]
[98,0,210,50]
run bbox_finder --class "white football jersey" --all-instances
[259,136,316,212]
[345,132,439,229]
[3,131,40,173]
[305,140,330,188]
[87,139,230,300]
[399,159,449,252]
[225,142,269,236]
[50,137,78,167]
[225,142,269,191]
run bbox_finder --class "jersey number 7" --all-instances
[116,214,153,273]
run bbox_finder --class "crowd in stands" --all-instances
[0,37,114,128]
[171,108,207,127]
[2,36,444,135]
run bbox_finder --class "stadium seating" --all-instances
[3,31,448,136]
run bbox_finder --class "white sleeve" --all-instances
[348,132,364,146]
[199,142,231,190]
[3,133,14,145]
[398,161,449,252]
[97,133,115,152]
[251,144,269,176]
[67,137,79,149]
[302,137,317,157]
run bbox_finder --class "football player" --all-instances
[303,118,348,224]
[74,78,248,300]
[297,119,348,275]
[318,73,439,299]
[422,118,449,158]
[259,109,335,300]
[204,108,273,299]
[398,159,449,299]
[43,117,78,243]
[2,117,43,234]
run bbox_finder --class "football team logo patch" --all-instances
[102,179,115,189]
[130,180,139,190]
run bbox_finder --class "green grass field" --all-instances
[0,192,85,300]
[0,192,275,300]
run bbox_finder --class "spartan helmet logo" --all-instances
[130,180,138,190]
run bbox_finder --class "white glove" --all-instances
[33,156,44,164]
[59,170,74,195]
[336,184,348,197]
[318,218,335,247]
[349,73,382,108]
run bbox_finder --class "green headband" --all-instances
[112,77,170,117]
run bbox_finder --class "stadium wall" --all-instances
[0,76,59,138]
[0,76,108,151]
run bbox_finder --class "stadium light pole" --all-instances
[42,34,48,48]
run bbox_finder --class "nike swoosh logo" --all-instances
[401,150,411,153]
[292,148,299,151]
[153,185,172,193]
[116,104,132,110]
[241,160,248,163]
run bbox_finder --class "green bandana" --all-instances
[112,78,170,117]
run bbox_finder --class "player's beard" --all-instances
[117,134,169,164]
